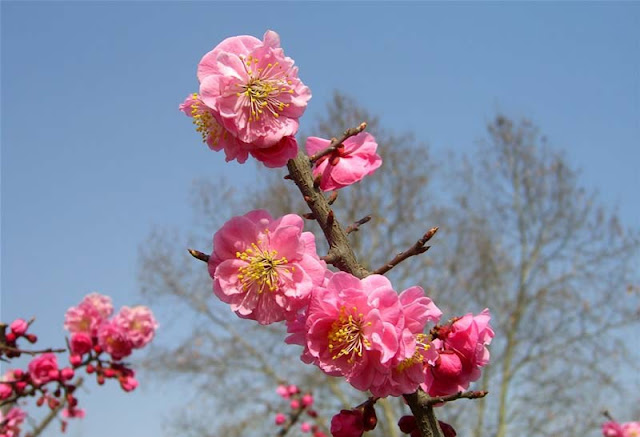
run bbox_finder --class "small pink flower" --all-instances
[603,422,624,437]
[275,413,287,425]
[97,321,133,361]
[301,422,312,433]
[306,133,382,192]
[64,305,102,336]
[208,210,326,325]
[423,309,494,397]
[330,410,364,437]
[0,407,26,437]
[198,30,311,148]
[113,306,158,349]
[248,135,298,168]
[622,422,640,437]
[9,319,28,336]
[70,332,93,356]
[28,353,59,385]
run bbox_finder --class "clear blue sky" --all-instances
[2,2,639,436]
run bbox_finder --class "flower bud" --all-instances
[275,413,286,425]
[60,368,74,381]
[10,319,29,336]
[398,415,417,434]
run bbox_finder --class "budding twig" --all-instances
[308,122,367,165]
[345,216,372,235]
[188,249,209,263]
[373,227,438,275]
[425,390,488,406]
[327,191,338,205]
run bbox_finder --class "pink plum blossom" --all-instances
[64,293,113,337]
[198,30,311,147]
[113,305,158,348]
[27,353,59,385]
[208,210,326,325]
[97,320,133,361]
[306,132,382,192]
[0,370,18,400]
[423,309,494,397]
[302,273,404,390]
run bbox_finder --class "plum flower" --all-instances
[302,273,404,386]
[423,309,494,396]
[306,132,382,191]
[64,292,112,336]
[208,210,326,325]
[28,353,59,385]
[198,30,311,147]
[113,306,159,349]
[97,320,133,361]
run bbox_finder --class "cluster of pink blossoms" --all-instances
[0,294,158,436]
[603,422,640,437]
[64,292,158,364]
[207,210,493,399]
[180,30,311,167]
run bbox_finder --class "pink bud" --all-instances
[290,399,300,410]
[60,368,74,381]
[26,333,38,343]
[13,369,23,378]
[5,332,16,343]
[69,355,82,367]
[276,384,290,398]
[302,394,314,407]
[275,413,287,425]
[70,332,93,356]
[301,422,312,433]
[287,384,299,395]
[10,319,29,336]
[119,376,138,392]
[48,369,60,380]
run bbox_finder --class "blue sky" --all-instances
[2,2,639,436]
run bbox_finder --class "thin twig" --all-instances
[308,122,367,165]
[425,390,488,407]
[373,227,438,275]
[188,249,209,263]
[345,216,372,235]
[0,345,66,357]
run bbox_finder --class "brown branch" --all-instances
[404,391,444,437]
[0,344,66,357]
[345,216,372,235]
[308,122,367,165]
[286,149,368,277]
[188,248,209,263]
[373,227,438,275]
[425,390,488,407]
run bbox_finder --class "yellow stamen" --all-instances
[236,238,289,294]
[327,306,372,363]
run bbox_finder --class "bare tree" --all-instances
[138,93,639,436]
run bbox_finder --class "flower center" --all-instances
[236,239,289,294]
[327,306,371,363]
[237,55,293,122]
[395,334,429,372]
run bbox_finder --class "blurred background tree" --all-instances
[138,92,639,437]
